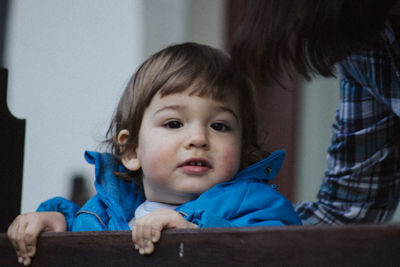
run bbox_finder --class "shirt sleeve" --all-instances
[295,21,400,224]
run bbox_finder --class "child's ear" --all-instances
[121,152,141,171]
[117,130,141,171]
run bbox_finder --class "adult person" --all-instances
[232,0,400,224]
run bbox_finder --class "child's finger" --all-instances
[141,224,154,255]
[131,227,139,250]
[22,256,32,266]
[134,219,155,255]
[144,226,160,255]
[143,241,155,255]
[138,225,148,255]
[7,220,18,251]
[25,242,37,259]
[15,221,29,254]
[13,222,32,265]
[151,228,161,243]
[133,221,146,250]
[19,228,36,260]
[24,223,40,258]
[142,223,152,245]
[7,222,24,263]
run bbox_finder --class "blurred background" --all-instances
[1,0,398,222]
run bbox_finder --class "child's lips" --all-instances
[179,158,212,174]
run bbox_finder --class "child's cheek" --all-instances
[142,143,174,180]
[220,145,242,178]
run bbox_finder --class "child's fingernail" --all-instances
[134,244,138,250]
[18,256,23,263]
[152,237,157,242]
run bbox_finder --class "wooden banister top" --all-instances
[1,224,400,266]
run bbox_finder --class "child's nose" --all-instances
[185,125,209,149]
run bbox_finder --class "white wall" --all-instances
[5,0,227,213]
[142,0,226,56]
[294,76,340,202]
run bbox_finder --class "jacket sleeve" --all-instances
[70,195,111,231]
[71,213,107,231]
[36,195,111,231]
[176,180,301,228]
[36,197,81,231]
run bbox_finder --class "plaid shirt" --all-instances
[295,21,400,224]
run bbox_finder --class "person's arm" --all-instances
[295,22,400,224]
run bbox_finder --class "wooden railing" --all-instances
[1,224,400,266]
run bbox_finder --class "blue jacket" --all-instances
[38,150,301,231]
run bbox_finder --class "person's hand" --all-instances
[7,211,67,266]
[132,209,197,255]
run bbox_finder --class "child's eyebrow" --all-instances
[219,106,240,122]
[155,105,240,122]
[154,105,185,115]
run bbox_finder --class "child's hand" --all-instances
[7,211,67,266]
[132,208,197,255]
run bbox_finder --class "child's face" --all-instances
[125,90,243,204]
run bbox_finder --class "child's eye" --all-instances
[164,120,183,129]
[211,122,230,132]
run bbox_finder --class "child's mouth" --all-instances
[180,158,211,167]
[179,159,212,174]
[186,161,208,167]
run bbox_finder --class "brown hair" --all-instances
[231,0,397,85]
[106,42,267,180]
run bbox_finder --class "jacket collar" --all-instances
[84,151,145,221]
[234,150,285,182]
[83,149,285,221]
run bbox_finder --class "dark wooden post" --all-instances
[0,68,26,232]
[227,0,299,200]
